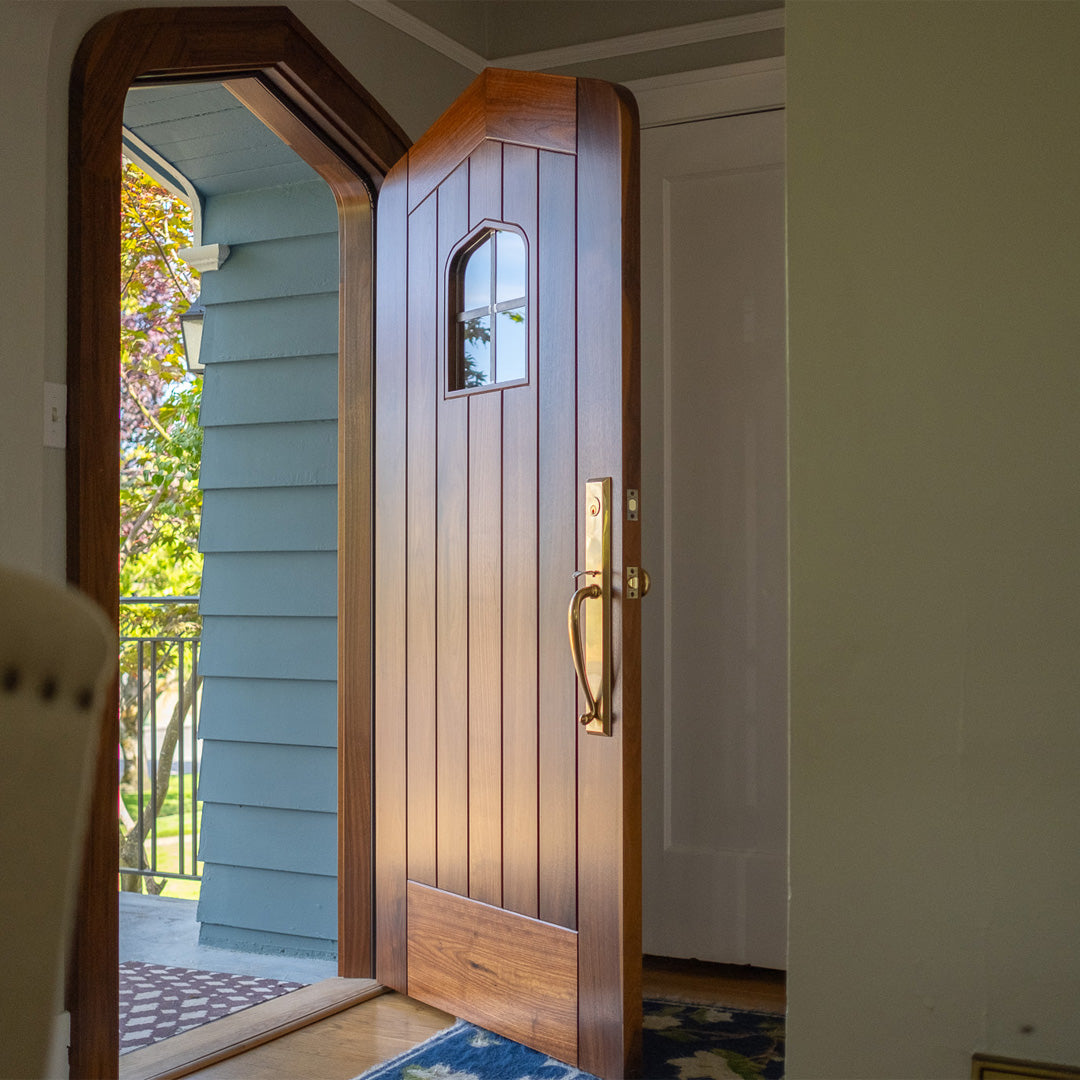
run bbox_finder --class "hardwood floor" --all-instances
[643,954,786,1013]
[182,991,455,1080]
[170,958,783,1079]
[119,980,406,1080]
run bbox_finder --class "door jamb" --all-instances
[68,8,408,1075]
[623,56,785,129]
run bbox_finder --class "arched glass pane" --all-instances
[462,315,492,387]
[496,231,526,304]
[462,238,491,312]
[451,228,528,392]
[496,307,526,383]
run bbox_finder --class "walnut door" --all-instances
[373,69,641,1078]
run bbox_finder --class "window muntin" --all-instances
[451,229,527,392]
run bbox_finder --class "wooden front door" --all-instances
[374,69,641,1078]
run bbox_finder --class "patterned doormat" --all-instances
[356,999,785,1079]
[119,961,305,1054]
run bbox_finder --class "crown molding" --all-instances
[350,0,486,72]
[349,1,783,74]
[492,9,784,72]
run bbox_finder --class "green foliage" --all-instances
[118,378,204,608]
[120,775,203,900]
[118,159,205,897]
[462,315,491,388]
[119,159,203,608]
[460,308,523,387]
[120,774,200,838]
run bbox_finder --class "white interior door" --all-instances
[641,107,787,969]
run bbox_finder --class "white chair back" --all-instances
[0,566,114,1080]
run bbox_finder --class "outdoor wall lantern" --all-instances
[176,243,230,376]
[179,300,205,374]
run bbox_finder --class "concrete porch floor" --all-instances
[119,893,337,985]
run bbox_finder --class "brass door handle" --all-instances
[569,477,612,735]
[568,581,602,728]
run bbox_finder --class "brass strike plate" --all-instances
[583,478,611,736]
[626,566,650,600]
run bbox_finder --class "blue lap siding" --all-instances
[125,82,342,958]
[196,174,340,956]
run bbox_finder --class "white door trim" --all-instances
[625,57,785,129]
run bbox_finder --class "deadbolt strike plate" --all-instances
[583,477,611,736]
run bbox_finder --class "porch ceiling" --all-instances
[123,83,320,199]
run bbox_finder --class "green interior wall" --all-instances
[786,3,1080,1075]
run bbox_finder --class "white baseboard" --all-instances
[46,1011,70,1079]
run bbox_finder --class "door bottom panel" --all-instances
[406,881,578,1063]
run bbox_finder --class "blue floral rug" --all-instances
[357,999,784,1079]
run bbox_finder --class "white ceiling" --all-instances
[354,0,784,82]
[389,0,782,58]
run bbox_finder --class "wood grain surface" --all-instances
[466,389,504,907]
[405,191,439,889]
[435,162,471,900]
[574,78,643,1080]
[406,882,578,1064]
[499,144,540,920]
[373,67,641,1079]
[178,991,454,1080]
[407,69,575,213]
[119,979,383,1080]
[535,147,579,934]
[373,158,410,993]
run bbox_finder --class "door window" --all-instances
[450,228,527,391]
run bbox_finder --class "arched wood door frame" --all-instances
[68,8,408,1074]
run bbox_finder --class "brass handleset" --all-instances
[567,479,648,736]
[568,577,602,729]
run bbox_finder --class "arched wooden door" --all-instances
[374,69,642,1079]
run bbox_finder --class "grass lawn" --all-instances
[121,774,203,902]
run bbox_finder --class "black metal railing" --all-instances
[119,596,202,890]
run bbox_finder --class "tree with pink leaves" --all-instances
[118,160,203,894]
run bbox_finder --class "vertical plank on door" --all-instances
[575,78,643,1078]
[469,138,503,228]
[406,192,438,887]
[537,148,578,931]
[467,138,505,908]
[501,145,540,919]
[436,162,471,897]
[468,390,503,907]
[374,162,409,989]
